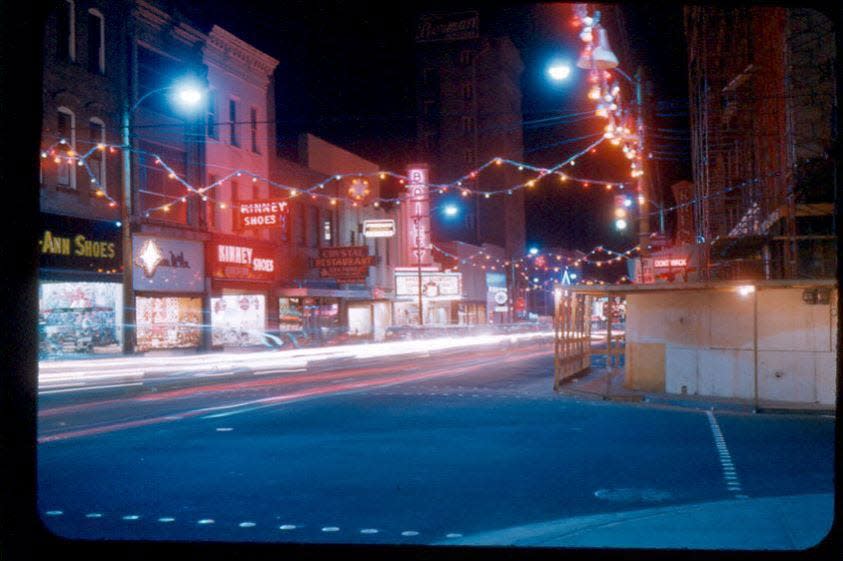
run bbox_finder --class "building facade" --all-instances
[684,6,836,281]
[38,0,131,357]
[415,14,527,261]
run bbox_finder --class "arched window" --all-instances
[57,107,76,189]
[57,0,76,61]
[88,117,106,190]
[87,8,105,73]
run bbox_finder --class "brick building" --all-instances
[684,6,836,281]
[415,14,527,261]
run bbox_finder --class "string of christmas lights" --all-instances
[40,132,633,217]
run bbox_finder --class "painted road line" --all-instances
[706,410,745,498]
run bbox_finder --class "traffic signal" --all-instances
[613,194,630,230]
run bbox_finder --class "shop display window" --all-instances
[135,296,202,352]
[211,294,266,346]
[38,281,122,357]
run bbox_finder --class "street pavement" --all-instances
[36,344,836,550]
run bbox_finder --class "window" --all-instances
[57,0,75,61]
[230,179,240,230]
[206,174,217,229]
[138,141,187,224]
[308,206,318,248]
[323,219,332,243]
[87,9,104,73]
[350,230,356,246]
[422,67,436,86]
[462,82,473,101]
[459,50,473,65]
[57,108,75,189]
[250,107,259,153]
[229,99,239,146]
[88,118,105,189]
[207,90,218,139]
[423,132,436,153]
[462,116,475,134]
[463,148,475,164]
[423,100,435,117]
[294,203,305,245]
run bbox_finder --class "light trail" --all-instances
[38,331,554,391]
[37,344,554,443]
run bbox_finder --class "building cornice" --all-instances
[204,25,279,88]
[134,0,207,50]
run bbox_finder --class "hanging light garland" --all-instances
[40,132,634,218]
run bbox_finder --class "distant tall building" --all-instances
[415,11,526,260]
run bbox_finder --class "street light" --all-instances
[121,77,205,354]
[547,60,572,82]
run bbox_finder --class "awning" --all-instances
[276,287,372,299]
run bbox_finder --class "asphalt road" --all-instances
[37,343,835,547]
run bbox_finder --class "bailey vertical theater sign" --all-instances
[314,246,375,283]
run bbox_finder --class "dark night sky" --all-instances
[176,1,692,256]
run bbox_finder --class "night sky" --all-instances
[176,1,692,256]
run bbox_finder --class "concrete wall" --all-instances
[625,287,837,405]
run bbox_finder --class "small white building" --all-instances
[567,280,837,407]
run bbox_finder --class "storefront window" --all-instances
[135,296,202,352]
[38,281,123,357]
[278,297,303,331]
[211,294,266,346]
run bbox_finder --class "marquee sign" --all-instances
[208,242,277,282]
[653,258,688,269]
[235,199,289,230]
[395,271,462,301]
[314,246,375,283]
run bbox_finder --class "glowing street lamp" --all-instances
[547,61,572,82]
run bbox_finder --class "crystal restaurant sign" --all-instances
[235,199,289,229]
[314,246,375,283]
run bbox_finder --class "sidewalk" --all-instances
[437,493,835,549]
[557,368,836,415]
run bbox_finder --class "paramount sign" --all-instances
[415,12,479,42]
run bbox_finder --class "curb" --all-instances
[557,386,835,416]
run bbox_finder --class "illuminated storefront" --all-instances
[135,296,202,351]
[393,270,462,326]
[132,235,204,352]
[38,214,123,357]
[207,239,277,347]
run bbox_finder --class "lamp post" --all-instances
[606,65,649,255]
[120,81,205,354]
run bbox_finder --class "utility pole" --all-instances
[121,25,137,355]
[414,213,424,326]
[635,66,650,256]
